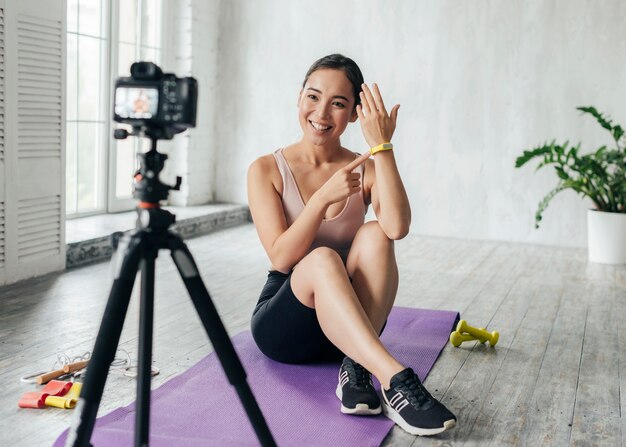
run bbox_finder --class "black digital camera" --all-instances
[113,62,198,139]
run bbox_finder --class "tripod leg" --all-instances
[65,234,144,447]
[168,234,277,447]
[136,248,157,447]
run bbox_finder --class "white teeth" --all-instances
[311,121,331,131]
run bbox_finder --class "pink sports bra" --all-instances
[273,148,367,263]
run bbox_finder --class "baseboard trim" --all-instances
[66,205,251,269]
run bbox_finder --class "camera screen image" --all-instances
[115,87,159,119]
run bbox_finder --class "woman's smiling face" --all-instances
[297,68,358,147]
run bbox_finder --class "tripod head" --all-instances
[114,129,182,206]
[112,130,181,233]
[134,140,182,205]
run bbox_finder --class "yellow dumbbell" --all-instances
[473,327,489,344]
[449,331,478,347]
[456,320,499,346]
[449,327,490,347]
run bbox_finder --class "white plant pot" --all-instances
[587,209,626,264]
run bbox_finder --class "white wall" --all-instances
[211,0,626,247]
[165,0,220,205]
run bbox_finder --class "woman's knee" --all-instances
[303,246,345,272]
[291,247,347,306]
[347,222,397,276]
[353,221,395,256]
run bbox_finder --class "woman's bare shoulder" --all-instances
[248,151,282,192]
[250,152,277,171]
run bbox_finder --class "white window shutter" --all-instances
[0,4,6,284]
[1,0,65,286]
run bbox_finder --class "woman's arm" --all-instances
[368,151,411,239]
[358,83,411,239]
[247,153,369,272]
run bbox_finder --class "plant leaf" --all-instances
[613,125,624,145]
[534,183,566,228]
[577,106,613,131]
[515,143,553,168]
[554,166,570,180]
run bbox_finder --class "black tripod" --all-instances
[65,135,276,447]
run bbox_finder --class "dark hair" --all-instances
[302,54,364,109]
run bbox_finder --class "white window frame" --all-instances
[65,0,111,219]
[66,0,167,217]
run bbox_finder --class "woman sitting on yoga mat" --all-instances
[247,54,456,436]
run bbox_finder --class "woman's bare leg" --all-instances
[345,221,399,335]
[290,241,404,388]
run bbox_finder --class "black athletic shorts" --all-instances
[251,270,344,364]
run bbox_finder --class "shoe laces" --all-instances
[399,373,432,408]
[345,359,373,389]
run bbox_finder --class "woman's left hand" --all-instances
[356,83,400,148]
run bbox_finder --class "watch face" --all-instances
[382,143,393,149]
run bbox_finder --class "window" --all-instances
[66,0,108,216]
[66,0,163,217]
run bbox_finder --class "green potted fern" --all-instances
[515,106,626,264]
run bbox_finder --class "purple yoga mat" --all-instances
[54,306,458,447]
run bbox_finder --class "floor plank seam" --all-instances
[516,282,568,442]
[567,303,590,445]
[466,243,500,278]
[482,276,519,333]
[531,283,566,376]
[615,281,623,423]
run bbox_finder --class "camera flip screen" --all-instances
[115,87,159,119]
[113,62,197,139]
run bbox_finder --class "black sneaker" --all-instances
[382,368,456,436]
[335,356,381,415]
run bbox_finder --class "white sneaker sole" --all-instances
[382,399,456,436]
[335,384,382,415]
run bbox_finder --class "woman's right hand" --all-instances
[314,152,371,206]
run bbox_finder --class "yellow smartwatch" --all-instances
[370,142,393,155]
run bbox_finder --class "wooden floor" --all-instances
[1,223,624,446]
